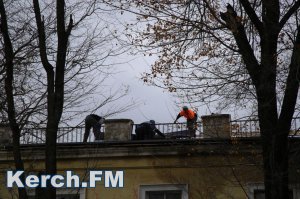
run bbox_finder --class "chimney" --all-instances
[104,119,133,141]
[201,114,231,138]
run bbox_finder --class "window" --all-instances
[27,188,85,199]
[55,194,80,199]
[253,189,293,199]
[146,190,182,199]
[248,184,299,199]
[140,184,188,199]
[253,189,265,199]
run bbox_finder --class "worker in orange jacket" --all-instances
[174,106,198,134]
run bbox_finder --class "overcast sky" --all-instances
[100,52,222,124]
[87,11,183,124]
[74,8,218,125]
[104,54,179,124]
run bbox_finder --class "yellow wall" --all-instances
[0,150,264,199]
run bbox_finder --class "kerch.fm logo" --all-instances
[7,170,124,188]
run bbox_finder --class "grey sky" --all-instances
[71,7,219,125]
[104,55,178,124]
[100,52,223,124]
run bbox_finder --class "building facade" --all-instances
[0,116,300,199]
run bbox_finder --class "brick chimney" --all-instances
[104,119,133,141]
[201,114,231,138]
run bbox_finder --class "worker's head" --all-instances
[150,120,155,125]
[182,106,188,111]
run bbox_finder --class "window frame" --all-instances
[27,188,86,199]
[139,184,188,199]
[247,183,300,199]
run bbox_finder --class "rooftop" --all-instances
[1,115,300,146]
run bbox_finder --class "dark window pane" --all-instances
[146,191,164,199]
[146,190,182,199]
[166,191,182,199]
[28,194,80,199]
[254,190,265,199]
[56,194,80,199]
[254,189,293,199]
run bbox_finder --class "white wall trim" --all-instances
[139,184,188,199]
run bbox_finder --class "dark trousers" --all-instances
[187,116,197,137]
[83,115,102,142]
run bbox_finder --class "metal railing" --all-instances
[20,126,105,144]
[230,119,261,137]
[230,117,300,137]
[19,118,300,144]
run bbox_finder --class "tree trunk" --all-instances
[45,122,58,198]
[261,126,289,198]
[33,0,72,197]
[257,92,289,199]
[0,0,28,198]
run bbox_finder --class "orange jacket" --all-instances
[179,109,196,120]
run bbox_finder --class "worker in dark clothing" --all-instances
[83,114,105,142]
[135,120,165,140]
[174,106,198,136]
